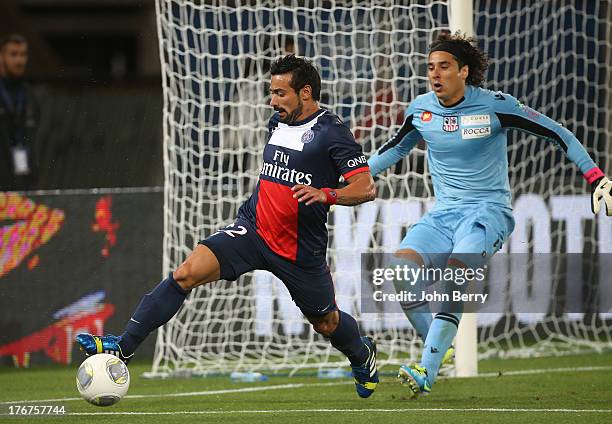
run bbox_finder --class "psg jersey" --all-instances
[238,109,369,266]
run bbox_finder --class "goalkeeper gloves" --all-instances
[591,176,612,216]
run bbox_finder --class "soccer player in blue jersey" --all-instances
[76,55,380,398]
[368,32,612,397]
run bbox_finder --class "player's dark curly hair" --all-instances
[270,55,321,101]
[430,32,489,86]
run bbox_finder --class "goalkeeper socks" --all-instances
[420,312,461,385]
[121,272,189,356]
[400,302,433,342]
[329,310,368,365]
[393,258,433,342]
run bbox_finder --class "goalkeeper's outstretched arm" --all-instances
[493,93,612,216]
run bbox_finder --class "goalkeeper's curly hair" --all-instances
[430,32,489,87]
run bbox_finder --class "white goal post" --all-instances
[150,0,612,377]
[448,0,478,378]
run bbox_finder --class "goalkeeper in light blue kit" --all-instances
[368,32,612,398]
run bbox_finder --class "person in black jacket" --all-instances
[0,34,40,191]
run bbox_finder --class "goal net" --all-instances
[473,0,612,359]
[150,0,612,376]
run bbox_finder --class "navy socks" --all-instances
[120,273,189,356]
[328,310,368,365]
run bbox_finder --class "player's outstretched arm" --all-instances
[368,110,422,177]
[292,172,375,207]
[494,92,611,216]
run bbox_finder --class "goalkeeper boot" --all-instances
[351,336,379,398]
[438,345,455,376]
[76,333,133,364]
[398,364,431,398]
[442,345,455,366]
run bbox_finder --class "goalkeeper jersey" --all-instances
[238,109,369,266]
[368,85,597,209]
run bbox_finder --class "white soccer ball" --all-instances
[76,353,130,406]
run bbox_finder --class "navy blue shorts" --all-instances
[199,218,337,317]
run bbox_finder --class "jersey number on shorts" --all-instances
[215,223,247,238]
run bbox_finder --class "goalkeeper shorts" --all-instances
[199,217,337,317]
[400,203,515,268]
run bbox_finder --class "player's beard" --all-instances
[278,98,303,124]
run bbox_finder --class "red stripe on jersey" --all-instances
[256,179,299,261]
[343,166,370,180]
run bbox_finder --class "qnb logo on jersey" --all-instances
[421,111,433,122]
[442,116,459,132]
[461,126,491,139]
[347,155,367,168]
[261,161,313,185]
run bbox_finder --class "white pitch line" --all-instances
[0,382,346,405]
[2,364,612,406]
[477,365,612,378]
[63,407,612,416]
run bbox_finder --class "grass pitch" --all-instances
[1,353,611,423]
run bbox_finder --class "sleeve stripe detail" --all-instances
[343,166,370,180]
[378,114,416,155]
[584,167,604,184]
[495,112,568,153]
